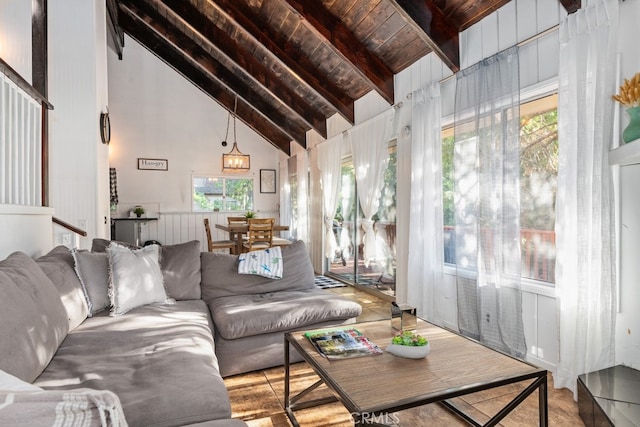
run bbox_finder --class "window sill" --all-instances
[443,264,556,298]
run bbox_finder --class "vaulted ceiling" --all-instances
[107,0,580,155]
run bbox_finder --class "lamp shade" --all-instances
[222,142,250,171]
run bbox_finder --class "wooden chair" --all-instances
[242,218,274,252]
[271,232,292,249]
[203,218,235,253]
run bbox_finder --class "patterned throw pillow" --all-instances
[238,247,283,279]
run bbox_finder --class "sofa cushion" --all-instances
[91,238,138,252]
[93,238,202,300]
[208,287,362,340]
[107,243,171,316]
[159,240,202,300]
[34,300,231,427]
[72,250,110,316]
[0,252,69,382]
[36,246,89,330]
[0,389,126,427]
[201,240,315,300]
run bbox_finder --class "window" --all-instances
[192,175,254,212]
[442,94,558,284]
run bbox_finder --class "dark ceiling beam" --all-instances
[107,0,125,59]
[559,0,581,14]
[207,0,354,124]
[118,6,294,154]
[158,0,326,138]
[390,0,460,72]
[280,0,395,105]
[119,1,306,146]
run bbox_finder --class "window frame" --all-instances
[441,80,559,289]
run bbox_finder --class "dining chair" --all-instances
[271,232,292,249]
[203,218,236,253]
[242,218,274,252]
[227,216,247,225]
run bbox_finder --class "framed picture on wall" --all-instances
[260,169,276,193]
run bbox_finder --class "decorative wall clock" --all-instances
[100,111,111,144]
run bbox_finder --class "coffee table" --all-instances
[284,319,547,426]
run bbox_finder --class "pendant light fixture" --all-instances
[222,96,250,172]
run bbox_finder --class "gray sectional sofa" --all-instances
[0,239,362,426]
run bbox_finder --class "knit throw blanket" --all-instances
[0,389,127,427]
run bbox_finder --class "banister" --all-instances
[52,217,87,237]
[0,57,54,110]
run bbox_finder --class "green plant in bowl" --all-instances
[133,206,145,217]
[245,211,256,219]
[391,330,428,346]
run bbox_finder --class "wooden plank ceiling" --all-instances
[109,0,580,155]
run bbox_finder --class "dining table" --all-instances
[215,222,289,254]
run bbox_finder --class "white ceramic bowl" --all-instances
[386,342,431,359]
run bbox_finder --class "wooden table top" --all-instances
[215,223,289,232]
[287,319,546,415]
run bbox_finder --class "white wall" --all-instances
[0,205,54,259]
[615,0,640,370]
[48,0,110,248]
[107,35,281,219]
[0,0,32,83]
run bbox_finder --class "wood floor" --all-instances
[223,286,584,426]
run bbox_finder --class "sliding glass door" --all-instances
[328,144,397,297]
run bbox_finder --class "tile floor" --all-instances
[223,285,584,426]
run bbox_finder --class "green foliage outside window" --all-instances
[192,176,254,212]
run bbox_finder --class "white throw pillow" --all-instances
[72,250,110,316]
[107,243,172,316]
[0,369,43,391]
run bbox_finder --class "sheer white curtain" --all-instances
[407,84,444,323]
[348,109,396,266]
[555,0,618,396]
[454,46,526,357]
[317,134,345,259]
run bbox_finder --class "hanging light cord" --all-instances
[232,96,237,144]
[223,103,231,143]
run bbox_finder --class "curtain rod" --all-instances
[435,24,560,87]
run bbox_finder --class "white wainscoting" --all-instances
[134,211,280,253]
[441,271,558,371]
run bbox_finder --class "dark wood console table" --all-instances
[578,365,640,427]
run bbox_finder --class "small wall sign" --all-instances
[137,158,168,171]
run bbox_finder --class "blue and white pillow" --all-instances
[238,247,283,279]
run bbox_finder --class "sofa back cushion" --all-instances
[158,240,201,300]
[92,238,201,300]
[201,240,315,300]
[35,246,89,330]
[0,252,69,382]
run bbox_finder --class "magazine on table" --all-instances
[304,328,383,360]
